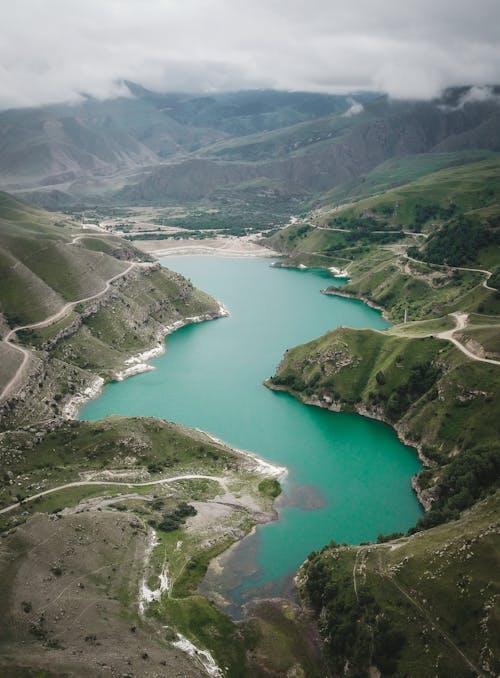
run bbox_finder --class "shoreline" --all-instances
[133,236,279,259]
[62,302,229,419]
[265,381,432,512]
[198,428,287,481]
[321,287,391,321]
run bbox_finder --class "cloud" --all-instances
[343,98,364,116]
[458,85,500,106]
[0,0,499,108]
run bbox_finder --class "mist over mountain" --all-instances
[1,85,499,211]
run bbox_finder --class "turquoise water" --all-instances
[80,257,422,605]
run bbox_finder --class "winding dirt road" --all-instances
[435,312,500,366]
[0,260,138,402]
[0,474,226,516]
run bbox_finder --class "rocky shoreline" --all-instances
[264,380,434,513]
[62,302,230,418]
[321,286,391,321]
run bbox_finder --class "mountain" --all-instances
[3,86,500,212]
[118,94,500,207]
[0,86,359,194]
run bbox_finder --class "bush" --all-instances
[157,502,197,532]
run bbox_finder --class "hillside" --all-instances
[255,124,500,674]
[0,417,300,678]
[0,192,223,429]
[265,319,499,675]
[267,326,499,523]
[0,192,136,327]
[113,97,500,210]
[298,491,499,677]
[3,87,500,216]
[0,87,355,192]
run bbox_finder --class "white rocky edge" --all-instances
[61,376,105,419]
[198,429,287,479]
[328,266,350,278]
[62,303,229,416]
[139,532,222,676]
[172,633,223,678]
[138,530,170,615]
[113,303,229,381]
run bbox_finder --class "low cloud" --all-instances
[438,85,500,112]
[343,98,364,116]
[458,85,500,106]
[0,0,499,109]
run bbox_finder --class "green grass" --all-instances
[158,595,250,677]
[0,417,239,512]
[268,326,500,528]
[79,237,118,254]
[258,478,282,499]
[300,492,500,677]
[333,255,490,322]
[387,315,456,336]
[201,106,369,162]
[456,326,500,356]
[318,151,497,207]
[320,156,500,231]
[0,192,131,327]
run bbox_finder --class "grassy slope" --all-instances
[0,416,293,677]
[317,150,497,207]
[0,416,243,515]
[265,152,500,323]
[0,263,220,430]
[268,327,500,521]
[317,155,500,230]
[299,491,499,677]
[0,192,130,327]
[335,251,500,323]
[201,107,370,161]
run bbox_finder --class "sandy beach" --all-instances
[134,235,279,258]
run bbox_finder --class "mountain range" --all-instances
[2,84,499,211]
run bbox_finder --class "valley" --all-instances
[0,85,498,677]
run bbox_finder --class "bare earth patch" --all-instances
[134,235,278,258]
[0,512,204,677]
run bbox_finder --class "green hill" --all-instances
[315,150,497,207]
[267,322,500,675]
[299,491,499,677]
[0,192,221,429]
[267,326,499,527]
[0,192,131,327]
[318,156,500,233]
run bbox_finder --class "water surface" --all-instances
[80,257,422,606]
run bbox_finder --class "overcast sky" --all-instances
[1,0,499,109]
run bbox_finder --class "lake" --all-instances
[80,256,422,611]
